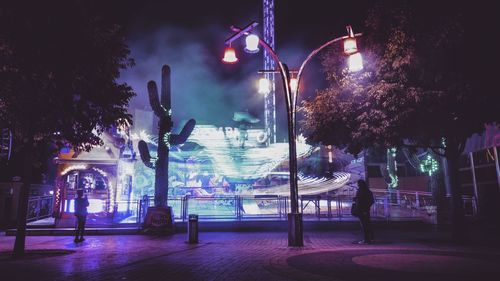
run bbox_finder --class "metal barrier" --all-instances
[136,190,442,224]
[25,188,473,225]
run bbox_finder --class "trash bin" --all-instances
[188,214,198,243]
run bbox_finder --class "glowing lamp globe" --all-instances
[244,34,260,54]
[289,78,298,94]
[258,78,271,95]
[348,52,363,72]
[222,47,238,64]
[343,37,358,55]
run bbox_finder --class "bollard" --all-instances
[188,214,198,244]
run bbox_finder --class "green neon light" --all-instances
[420,154,439,176]
[387,147,398,188]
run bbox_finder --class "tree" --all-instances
[300,1,499,241]
[0,1,135,255]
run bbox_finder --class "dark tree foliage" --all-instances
[301,1,499,241]
[0,0,135,150]
[0,0,135,255]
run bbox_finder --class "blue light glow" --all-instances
[131,125,360,199]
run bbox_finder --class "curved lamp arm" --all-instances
[228,25,298,213]
[229,25,294,112]
[294,33,362,114]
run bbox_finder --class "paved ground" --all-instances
[1,225,500,281]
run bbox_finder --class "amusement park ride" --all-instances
[48,0,359,233]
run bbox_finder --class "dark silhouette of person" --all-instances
[353,179,374,244]
[74,189,89,243]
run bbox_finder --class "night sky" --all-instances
[115,0,370,139]
[114,0,496,140]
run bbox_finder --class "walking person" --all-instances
[353,179,374,244]
[74,189,89,243]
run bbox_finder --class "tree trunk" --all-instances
[445,143,468,242]
[434,170,448,224]
[13,137,33,256]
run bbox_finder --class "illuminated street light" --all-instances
[343,38,358,55]
[222,45,238,64]
[289,78,298,94]
[222,21,363,247]
[258,77,271,95]
[245,34,260,53]
[343,26,363,71]
[343,25,358,54]
[348,52,363,72]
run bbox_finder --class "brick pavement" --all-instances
[1,227,500,281]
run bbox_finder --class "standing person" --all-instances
[353,179,374,244]
[74,189,89,243]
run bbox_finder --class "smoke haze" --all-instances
[120,25,265,129]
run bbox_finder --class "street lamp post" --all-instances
[222,22,362,246]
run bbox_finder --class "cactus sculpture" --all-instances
[138,65,196,207]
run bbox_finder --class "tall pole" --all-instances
[224,23,362,247]
[263,0,276,144]
[494,146,500,190]
[469,152,480,213]
[252,37,302,246]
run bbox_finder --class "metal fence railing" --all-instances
[135,189,464,224]
[28,189,476,225]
